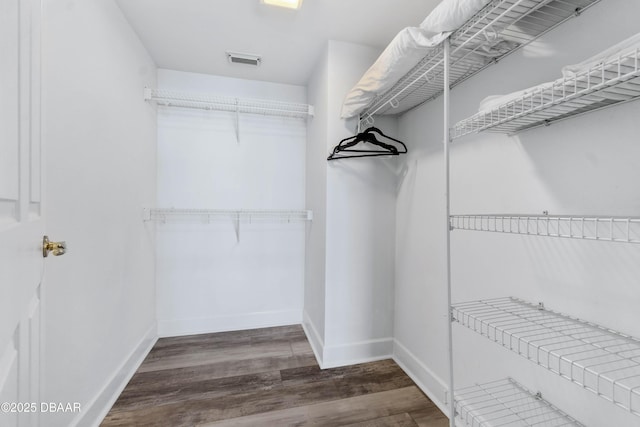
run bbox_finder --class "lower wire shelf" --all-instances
[455,378,583,427]
[452,297,640,416]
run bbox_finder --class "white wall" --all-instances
[304,40,400,368]
[42,0,157,426]
[324,41,399,367]
[155,69,307,337]
[394,1,640,425]
[304,48,329,362]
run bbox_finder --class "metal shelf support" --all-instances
[443,37,456,427]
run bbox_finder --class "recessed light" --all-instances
[260,0,303,10]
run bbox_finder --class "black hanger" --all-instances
[327,127,407,161]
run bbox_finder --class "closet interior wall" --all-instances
[394,0,640,425]
[304,41,399,368]
[42,0,157,425]
[155,69,307,337]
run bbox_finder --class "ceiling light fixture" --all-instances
[260,0,303,10]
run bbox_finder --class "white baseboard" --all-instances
[301,312,392,370]
[392,338,451,418]
[158,309,303,338]
[322,337,393,369]
[73,323,158,427]
[301,310,324,367]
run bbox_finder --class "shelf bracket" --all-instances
[233,212,241,243]
[234,99,240,143]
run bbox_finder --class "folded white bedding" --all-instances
[341,0,491,119]
[562,32,640,78]
[478,32,640,113]
[478,82,554,112]
[341,27,444,120]
[419,0,491,37]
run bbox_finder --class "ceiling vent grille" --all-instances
[227,52,261,66]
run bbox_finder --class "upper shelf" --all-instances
[359,0,601,124]
[453,48,640,137]
[144,88,314,119]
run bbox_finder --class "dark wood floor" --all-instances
[102,325,448,426]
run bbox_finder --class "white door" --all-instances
[0,0,48,426]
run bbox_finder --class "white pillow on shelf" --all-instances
[420,0,491,37]
[562,32,640,78]
[341,0,493,119]
[341,27,442,119]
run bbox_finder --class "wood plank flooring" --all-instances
[102,325,448,426]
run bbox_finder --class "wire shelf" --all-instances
[455,377,583,426]
[452,297,640,416]
[453,47,640,137]
[359,0,600,125]
[450,214,640,244]
[144,88,314,119]
[143,208,313,223]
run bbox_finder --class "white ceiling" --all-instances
[115,0,441,86]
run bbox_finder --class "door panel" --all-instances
[26,0,42,219]
[0,0,43,426]
[0,336,19,427]
[0,0,20,223]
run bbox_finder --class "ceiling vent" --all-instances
[227,52,262,67]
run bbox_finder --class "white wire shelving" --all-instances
[144,88,314,119]
[450,214,640,244]
[452,297,640,416]
[143,208,313,223]
[359,0,601,126]
[455,377,583,426]
[453,49,640,137]
[142,208,313,242]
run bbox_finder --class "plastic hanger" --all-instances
[327,127,408,161]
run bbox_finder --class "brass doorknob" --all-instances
[43,236,67,257]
